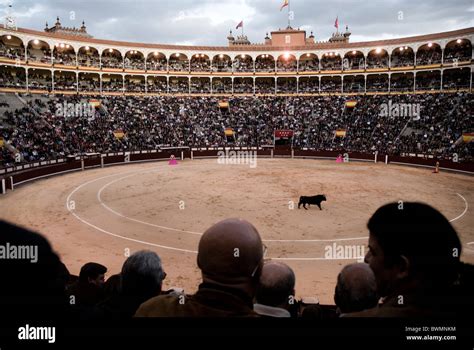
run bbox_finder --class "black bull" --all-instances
[298,195,327,210]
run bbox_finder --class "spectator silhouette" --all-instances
[335,263,378,315]
[0,220,69,321]
[96,251,165,319]
[67,262,107,308]
[103,273,122,299]
[254,261,295,317]
[135,218,264,317]
[346,202,461,317]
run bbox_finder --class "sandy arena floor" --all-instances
[1,158,473,304]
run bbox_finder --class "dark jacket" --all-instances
[135,283,258,317]
[343,291,457,318]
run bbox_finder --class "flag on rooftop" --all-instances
[280,0,289,11]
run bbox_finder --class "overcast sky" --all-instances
[1,0,473,46]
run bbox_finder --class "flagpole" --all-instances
[288,1,291,28]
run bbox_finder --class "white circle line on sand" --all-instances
[97,172,203,236]
[69,211,198,254]
[66,168,151,207]
[95,169,369,242]
[66,167,198,253]
[97,175,469,242]
[66,165,366,260]
[450,193,468,223]
[65,163,472,259]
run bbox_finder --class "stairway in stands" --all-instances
[0,93,25,124]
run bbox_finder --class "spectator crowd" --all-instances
[0,202,472,321]
[0,93,472,166]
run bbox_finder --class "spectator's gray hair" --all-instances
[121,250,165,296]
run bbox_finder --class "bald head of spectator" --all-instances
[197,218,264,297]
[256,261,295,310]
[334,263,378,314]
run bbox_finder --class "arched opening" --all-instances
[390,46,414,68]
[277,54,297,72]
[124,50,145,70]
[0,34,25,61]
[27,39,51,64]
[444,39,472,64]
[255,54,275,73]
[342,51,364,70]
[320,52,342,71]
[366,48,389,69]
[101,49,123,69]
[190,54,211,72]
[78,46,100,68]
[298,53,319,72]
[416,43,442,66]
[233,55,253,73]
[169,53,189,72]
[147,52,167,71]
[53,43,76,66]
[212,54,232,72]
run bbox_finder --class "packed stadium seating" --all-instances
[0,93,471,167]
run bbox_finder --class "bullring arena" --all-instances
[1,157,472,304]
[0,4,473,318]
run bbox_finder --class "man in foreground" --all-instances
[135,218,264,317]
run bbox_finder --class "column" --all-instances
[440,70,443,91]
